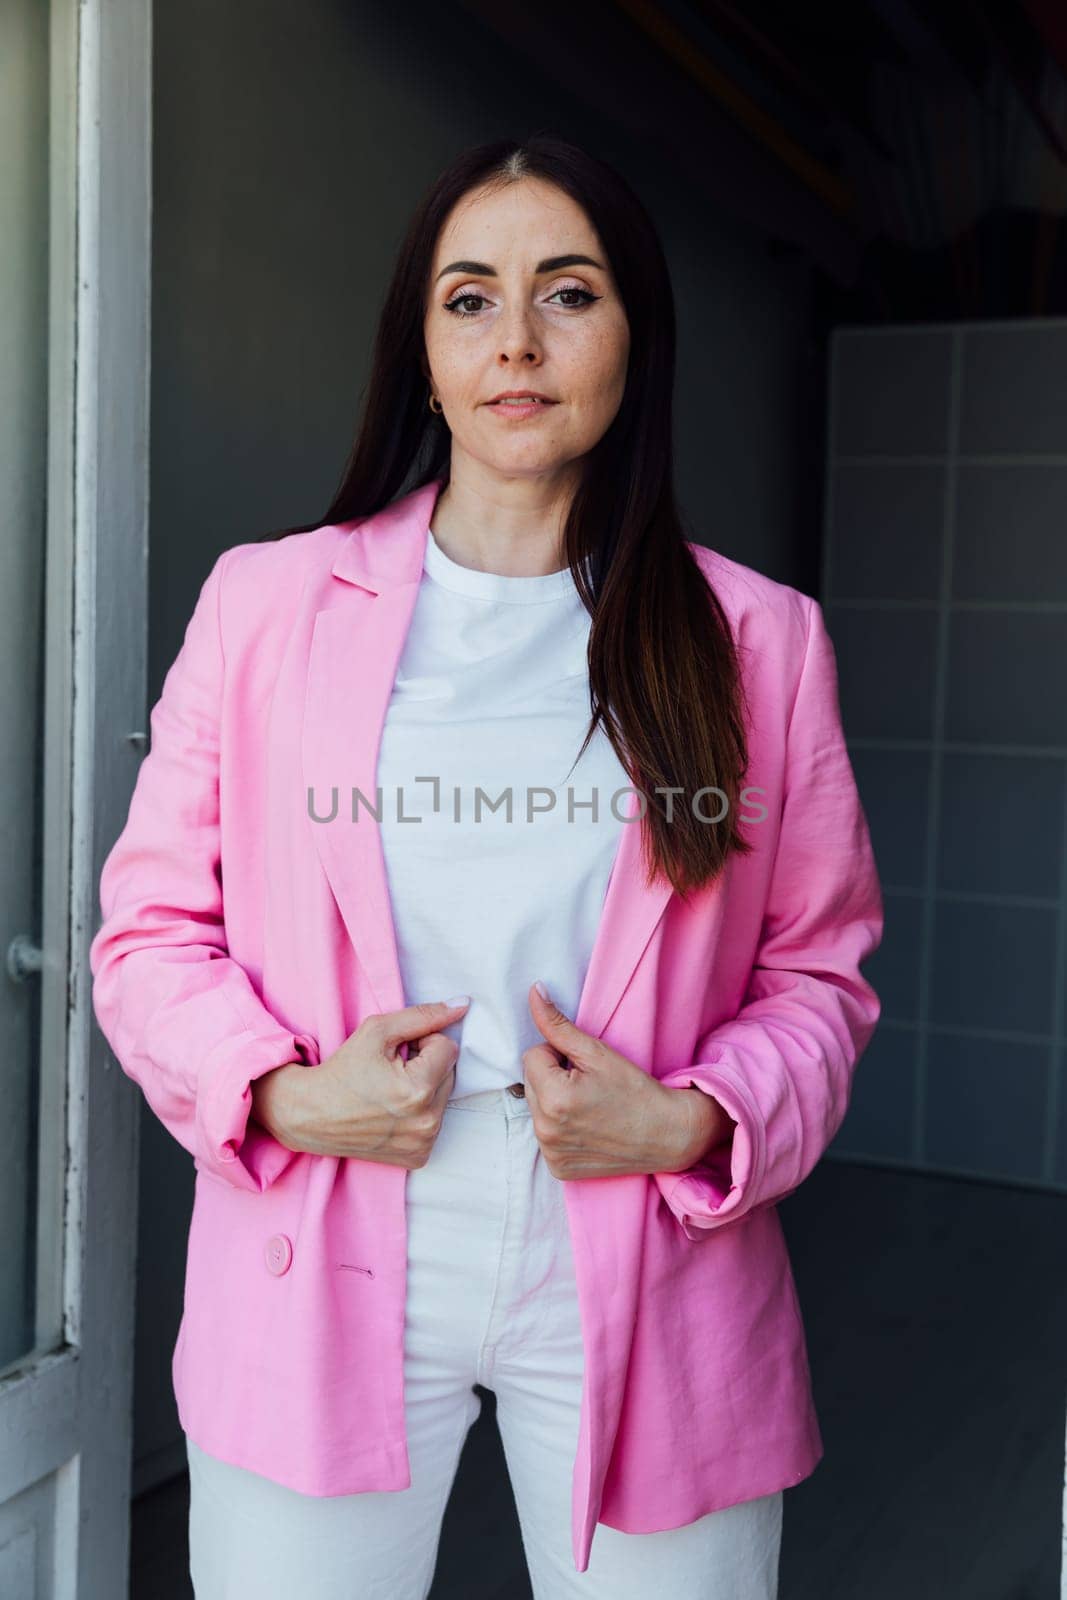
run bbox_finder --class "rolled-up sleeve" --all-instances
[653,595,884,1239]
[89,547,319,1193]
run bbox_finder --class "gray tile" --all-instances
[960,323,1067,455]
[953,463,1067,602]
[826,606,939,741]
[929,899,1058,1036]
[1054,1049,1067,1188]
[936,751,1065,900]
[827,461,945,602]
[832,328,953,456]
[862,892,923,1024]
[831,1023,917,1162]
[923,1033,1051,1183]
[848,746,932,892]
[945,609,1067,747]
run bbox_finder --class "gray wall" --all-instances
[824,322,1067,1196]
[137,0,818,1488]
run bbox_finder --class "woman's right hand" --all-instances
[251,998,470,1168]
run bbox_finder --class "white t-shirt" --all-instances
[376,526,632,1095]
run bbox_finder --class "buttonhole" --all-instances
[336,1263,375,1276]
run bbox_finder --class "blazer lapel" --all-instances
[301,478,676,1042]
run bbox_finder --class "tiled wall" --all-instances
[823,322,1067,1192]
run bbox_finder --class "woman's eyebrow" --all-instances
[434,253,605,284]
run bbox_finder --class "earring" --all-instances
[428,391,443,415]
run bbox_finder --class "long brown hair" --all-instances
[263,133,752,900]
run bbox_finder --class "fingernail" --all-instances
[534,980,549,1000]
[445,994,471,1007]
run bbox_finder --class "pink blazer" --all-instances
[89,476,883,1574]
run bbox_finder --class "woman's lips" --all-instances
[485,398,558,419]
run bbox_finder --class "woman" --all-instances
[90,134,883,1598]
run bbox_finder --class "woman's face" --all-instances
[423,178,630,485]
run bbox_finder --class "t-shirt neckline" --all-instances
[423,526,576,604]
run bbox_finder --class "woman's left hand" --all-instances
[521,982,731,1181]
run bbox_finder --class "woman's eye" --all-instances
[442,286,599,318]
[442,292,490,317]
[550,286,598,309]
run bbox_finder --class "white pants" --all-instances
[186,1085,783,1598]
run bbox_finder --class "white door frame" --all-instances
[0,0,151,1593]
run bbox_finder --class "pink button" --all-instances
[264,1233,293,1275]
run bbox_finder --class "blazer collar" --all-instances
[303,475,677,1045]
[328,477,443,593]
